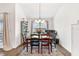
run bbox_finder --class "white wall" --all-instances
[20,3,62,18]
[54,3,79,52]
[15,4,26,48]
[0,3,15,50]
[72,24,79,56]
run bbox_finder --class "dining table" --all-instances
[25,37,53,53]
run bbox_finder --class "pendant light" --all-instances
[39,3,45,23]
[39,3,41,19]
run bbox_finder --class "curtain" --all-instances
[3,13,11,51]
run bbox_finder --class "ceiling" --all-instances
[17,3,63,18]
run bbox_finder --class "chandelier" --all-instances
[35,3,45,24]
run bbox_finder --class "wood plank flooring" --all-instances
[0,44,71,56]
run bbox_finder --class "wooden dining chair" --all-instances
[40,34,52,54]
[21,34,27,49]
[30,34,40,54]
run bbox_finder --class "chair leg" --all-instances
[31,46,32,54]
[51,44,52,52]
[27,44,28,52]
[26,40,28,52]
[23,43,25,49]
[48,45,50,54]
[55,39,56,48]
[38,45,39,53]
[41,46,42,54]
[54,41,56,48]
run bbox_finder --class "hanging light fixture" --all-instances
[39,3,41,19]
[38,3,45,23]
[38,3,41,27]
[35,3,41,23]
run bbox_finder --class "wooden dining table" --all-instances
[25,38,53,53]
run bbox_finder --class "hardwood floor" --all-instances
[0,44,71,56]
[57,44,71,56]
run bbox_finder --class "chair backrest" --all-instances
[31,34,39,38]
[41,34,50,42]
[45,30,57,39]
[31,34,39,46]
[52,30,57,39]
[41,34,50,38]
[21,34,26,43]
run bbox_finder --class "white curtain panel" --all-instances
[2,13,11,51]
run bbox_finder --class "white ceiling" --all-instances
[18,3,63,18]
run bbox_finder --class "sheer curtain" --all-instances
[3,13,11,51]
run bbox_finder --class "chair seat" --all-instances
[41,42,49,46]
[31,42,39,46]
[31,44,39,46]
[41,44,49,46]
[31,40,39,42]
[41,42,48,44]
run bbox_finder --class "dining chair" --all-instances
[30,34,40,54]
[21,34,27,49]
[52,30,57,48]
[45,30,58,52]
[40,34,52,54]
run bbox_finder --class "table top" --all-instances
[26,38,52,41]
